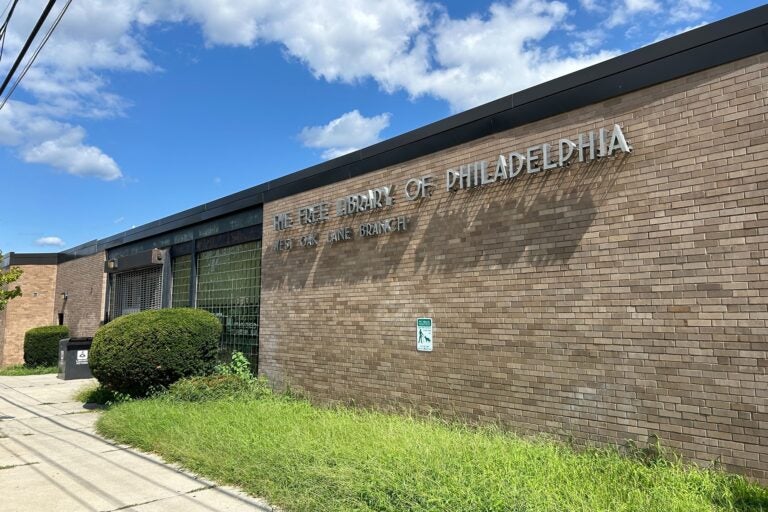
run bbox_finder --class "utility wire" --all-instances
[0,0,12,23]
[0,0,18,36]
[0,0,20,64]
[0,0,71,111]
[0,0,56,103]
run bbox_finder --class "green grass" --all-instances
[0,365,58,376]
[97,396,768,512]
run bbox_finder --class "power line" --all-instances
[0,0,56,102]
[0,0,71,111]
[0,0,12,23]
[0,0,17,36]
[0,0,20,64]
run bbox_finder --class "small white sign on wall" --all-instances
[416,318,433,352]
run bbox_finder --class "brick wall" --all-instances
[0,307,7,364]
[0,264,58,366]
[260,53,768,480]
[54,252,106,338]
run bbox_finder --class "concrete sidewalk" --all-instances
[0,374,274,511]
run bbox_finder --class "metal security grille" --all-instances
[108,266,163,320]
[195,241,261,364]
[171,255,192,308]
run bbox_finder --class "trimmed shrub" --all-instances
[89,308,221,397]
[24,325,69,367]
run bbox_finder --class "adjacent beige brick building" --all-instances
[0,251,106,367]
[0,263,57,366]
[260,53,768,480]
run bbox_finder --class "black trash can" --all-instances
[57,337,93,380]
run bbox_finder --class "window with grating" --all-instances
[195,241,261,365]
[108,266,163,320]
[171,255,192,308]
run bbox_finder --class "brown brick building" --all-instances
[2,7,766,481]
[54,251,108,339]
[259,50,768,480]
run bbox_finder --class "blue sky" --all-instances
[0,0,764,253]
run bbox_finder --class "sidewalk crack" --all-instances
[0,461,39,470]
[102,485,216,512]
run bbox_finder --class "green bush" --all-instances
[165,374,272,402]
[213,350,252,379]
[89,308,221,397]
[24,325,69,367]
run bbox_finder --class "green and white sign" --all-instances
[417,318,433,352]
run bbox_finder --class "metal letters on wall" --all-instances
[271,124,632,253]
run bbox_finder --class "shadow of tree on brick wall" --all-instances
[261,56,749,293]
[309,213,416,288]
[263,206,417,290]
[263,239,320,291]
[263,153,627,291]
[411,156,625,275]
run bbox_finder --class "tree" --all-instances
[0,251,22,311]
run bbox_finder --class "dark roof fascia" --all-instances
[95,5,768,251]
[4,241,103,268]
[5,252,62,266]
[60,239,100,259]
[98,192,260,250]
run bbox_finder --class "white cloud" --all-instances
[0,0,717,177]
[0,101,122,180]
[0,0,148,179]
[668,0,712,23]
[606,0,662,27]
[299,110,391,160]
[23,136,121,181]
[649,21,708,44]
[139,0,431,82]
[579,0,602,11]
[35,236,65,247]
[605,0,713,29]
[570,28,607,54]
[400,1,616,111]
[627,0,662,10]
[134,0,617,112]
